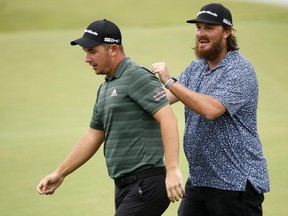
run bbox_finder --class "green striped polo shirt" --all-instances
[90,57,168,179]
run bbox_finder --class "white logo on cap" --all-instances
[223,19,232,26]
[104,37,120,43]
[198,10,218,17]
[84,29,98,36]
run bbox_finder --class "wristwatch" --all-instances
[164,77,177,89]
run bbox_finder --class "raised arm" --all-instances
[152,62,226,120]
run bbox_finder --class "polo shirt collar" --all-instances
[105,57,130,81]
[203,51,236,73]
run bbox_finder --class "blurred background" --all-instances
[0,0,287,215]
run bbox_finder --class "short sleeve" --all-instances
[210,63,258,116]
[128,68,168,114]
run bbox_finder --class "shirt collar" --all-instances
[202,51,237,73]
[105,57,130,81]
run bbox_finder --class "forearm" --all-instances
[154,106,180,170]
[161,117,180,171]
[164,89,179,105]
[168,82,226,119]
[153,104,184,202]
[55,128,104,177]
[151,62,225,119]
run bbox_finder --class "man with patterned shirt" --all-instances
[152,3,270,216]
[37,19,184,216]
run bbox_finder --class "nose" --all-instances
[85,53,92,63]
[196,28,206,37]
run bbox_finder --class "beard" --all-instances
[194,37,225,61]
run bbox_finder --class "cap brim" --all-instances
[70,37,102,48]
[186,18,222,25]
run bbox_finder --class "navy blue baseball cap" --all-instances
[187,3,233,27]
[70,19,122,48]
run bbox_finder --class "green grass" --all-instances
[0,0,287,215]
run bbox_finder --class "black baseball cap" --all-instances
[186,3,233,27]
[70,19,122,48]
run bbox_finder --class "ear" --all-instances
[223,27,232,39]
[109,44,120,57]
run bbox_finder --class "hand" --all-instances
[165,167,185,203]
[151,62,171,85]
[37,172,65,195]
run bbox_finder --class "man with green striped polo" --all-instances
[37,19,184,216]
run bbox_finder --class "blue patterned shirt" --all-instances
[178,51,270,193]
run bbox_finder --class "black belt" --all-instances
[114,167,165,188]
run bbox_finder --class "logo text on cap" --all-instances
[104,37,120,43]
[85,29,98,36]
[198,10,218,17]
[223,19,232,26]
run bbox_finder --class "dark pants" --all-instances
[178,179,264,216]
[114,175,170,216]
